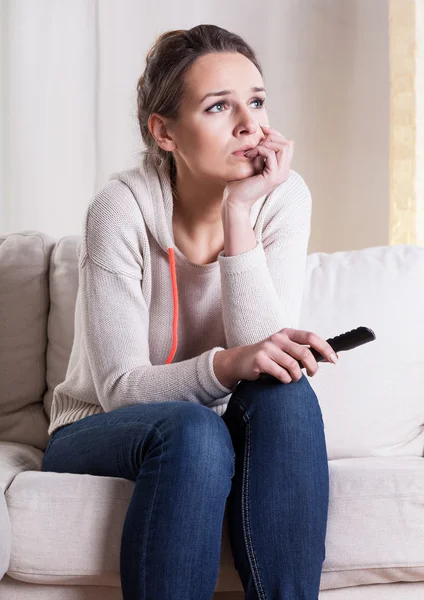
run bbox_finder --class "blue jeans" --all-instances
[42,374,329,600]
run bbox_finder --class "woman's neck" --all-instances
[171,169,223,234]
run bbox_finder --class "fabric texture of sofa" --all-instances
[1,229,424,599]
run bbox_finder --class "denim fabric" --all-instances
[42,373,329,599]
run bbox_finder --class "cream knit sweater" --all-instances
[48,151,312,436]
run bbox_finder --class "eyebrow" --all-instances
[199,87,266,104]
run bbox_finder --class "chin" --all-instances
[236,160,261,174]
[232,158,256,168]
[231,162,254,173]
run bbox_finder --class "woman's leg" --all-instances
[42,401,236,600]
[221,373,329,600]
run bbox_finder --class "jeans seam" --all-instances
[239,398,267,600]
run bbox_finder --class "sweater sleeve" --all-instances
[78,183,235,414]
[217,170,312,348]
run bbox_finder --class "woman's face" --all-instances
[164,52,270,184]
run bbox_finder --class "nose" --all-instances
[234,105,259,137]
[235,120,257,136]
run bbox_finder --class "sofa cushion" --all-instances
[302,244,424,458]
[0,575,123,598]
[43,236,80,424]
[0,442,44,492]
[0,231,56,450]
[2,579,424,600]
[5,470,134,587]
[0,494,10,580]
[0,441,43,581]
[4,466,235,591]
[5,457,424,591]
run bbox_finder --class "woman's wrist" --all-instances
[221,199,256,257]
[213,347,240,389]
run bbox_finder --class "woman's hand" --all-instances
[223,124,295,212]
[214,328,339,389]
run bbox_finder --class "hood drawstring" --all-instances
[165,247,179,364]
[110,156,267,367]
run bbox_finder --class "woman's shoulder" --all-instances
[88,178,143,223]
[81,179,146,277]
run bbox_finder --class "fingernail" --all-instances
[329,352,338,364]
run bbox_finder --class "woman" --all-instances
[42,24,336,600]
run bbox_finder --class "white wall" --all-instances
[0,0,389,253]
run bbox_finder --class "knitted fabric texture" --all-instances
[48,151,312,436]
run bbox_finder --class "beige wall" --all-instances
[291,0,390,254]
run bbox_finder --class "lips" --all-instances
[233,151,252,158]
[232,144,255,154]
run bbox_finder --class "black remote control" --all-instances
[259,326,376,381]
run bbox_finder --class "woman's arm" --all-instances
[217,170,312,349]
[221,201,257,257]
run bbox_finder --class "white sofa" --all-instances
[1,229,424,599]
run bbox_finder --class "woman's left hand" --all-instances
[223,125,294,212]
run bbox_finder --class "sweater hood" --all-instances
[109,151,182,365]
[108,150,270,366]
[109,151,176,257]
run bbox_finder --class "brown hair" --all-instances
[136,24,263,182]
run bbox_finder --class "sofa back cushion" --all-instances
[43,236,80,424]
[301,244,424,459]
[0,232,55,450]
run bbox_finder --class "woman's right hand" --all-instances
[220,328,339,386]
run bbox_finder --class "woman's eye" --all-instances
[207,101,227,113]
[206,98,265,113]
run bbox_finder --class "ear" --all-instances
[148,114,177,152]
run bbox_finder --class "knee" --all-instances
[280,374,322,422]
[170,403,235,472]
[237,373,322,425]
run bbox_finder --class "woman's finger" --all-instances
[278,328,338,363]
[259,125,289,143]
[278,339,319,377]
[281,140,294,170]
[259,139,292,169]
[244,144,278,168]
